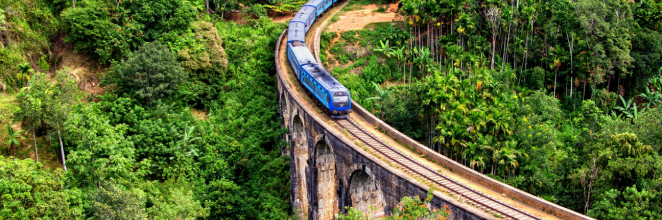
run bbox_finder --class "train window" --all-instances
[333,96,349,103]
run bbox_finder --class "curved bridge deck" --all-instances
[276,2,593,220]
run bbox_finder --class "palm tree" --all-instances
[388,46,406,86]
[486,6,502,70]
[489,144,501,176]
[551,58,561,96]
[499,139,525,178]
[5,123,23,157]
[16,63,33,89]
[486,99,513,136]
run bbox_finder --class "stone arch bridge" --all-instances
[275,14,593,220]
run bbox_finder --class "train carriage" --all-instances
[305,0,327,17]
[300,64,352,118]
[287,41,317,77]
[287,0,352,118]
[287,22,306,43]
[290,6,316,33]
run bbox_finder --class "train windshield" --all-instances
[333,96,348,103]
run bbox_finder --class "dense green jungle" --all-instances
[322,0,662,219]
[0,0,660,219]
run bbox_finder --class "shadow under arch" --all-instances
[348,170,385,217]
[313,136,338,219]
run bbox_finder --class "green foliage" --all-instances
[244,4,268,18]
[62,0,196,63]
[64,101,138,186]
[526,90,562,124]
[589,185,662,220]
[37,56,50,72]
[4,123,22,156]
[264,0,306,14]
[614,95,643,119]
[638,87,662,109]
[339,189,451,219]
[631,29,662,91]
[320,0,662,214]
[91,181,147,220]
[0,0,58,89]
[0,156,84,219]
[176,21,229,107]
[61,18,289,219]
[144,182,209,219]
[104,41,188,105]
[15,63,33,89]
[61,0,140,63]
[0,8,5,33]
[525,67,546,90]
[15,70,78,135]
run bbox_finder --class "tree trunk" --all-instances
[571,76,574,103]
[491,32,496,70]
[408,26,412,87]
[56,120,67,171]
[567,31,574,98]
[409,59,413,90]
[583,80,587,100]
[502,22,512,73]
[222,1,228,19]
[554,68,558,96]
[33,124,38,163]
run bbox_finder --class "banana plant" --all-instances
[614,95,644,119]
[638,87,662,109]
[366,81,389,120]
[648,76,662,92]
[373,40,392,57]
[5,123,23,157]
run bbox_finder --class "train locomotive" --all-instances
[287,0,352,119]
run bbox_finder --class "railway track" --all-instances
[335,118,542,220]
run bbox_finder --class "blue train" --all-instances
[287,0,351,119]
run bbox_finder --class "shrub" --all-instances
[62,0,196,63]
[526,66,546,90]
[0,156,84,219]
[244,4,268,18]
[103,41,188,105]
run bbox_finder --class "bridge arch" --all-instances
[313,135,338,219]
[291,113,309,218]
[348,169,385,217]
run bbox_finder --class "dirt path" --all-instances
[326,3,400,32]
[324,32,342,66]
